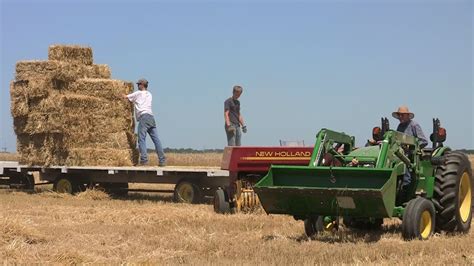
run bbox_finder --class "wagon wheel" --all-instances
[174,180,202,204]
[53,177,84,194]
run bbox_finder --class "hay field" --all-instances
[0,155,473,264]
[0,153,18,162]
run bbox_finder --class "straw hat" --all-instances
[392,106,414,119]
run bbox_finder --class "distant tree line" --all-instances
[147,148,224,153]
[456,149,474,154]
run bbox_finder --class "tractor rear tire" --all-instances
[433,151,472,233]
[174,181,202,204]
[304,216,324,238]
[402,197,435,240]
[213,188,230,214]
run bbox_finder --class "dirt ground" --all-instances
[0,155,473,264]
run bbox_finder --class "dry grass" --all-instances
[0,187,473,264]
[0,153,18,161]
[0,156,473,264]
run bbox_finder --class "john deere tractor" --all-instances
[254,118,472,240]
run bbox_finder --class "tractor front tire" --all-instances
[433,151,472,233]
[402,197,435,240]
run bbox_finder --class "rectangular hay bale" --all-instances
[68,78,134,100]
[48,45,93,65]
[17,133,67,166]
[29,93,133,116]
[67,132,137,150]
[13,45,137,166]
[13,112,133,135]
[10,81,29,118]
[15,61,111,81]
[65,148,138,166]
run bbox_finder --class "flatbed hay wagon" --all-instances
[0,161,228,203]
[0,146,313,205]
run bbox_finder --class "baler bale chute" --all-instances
[254,118,473,240]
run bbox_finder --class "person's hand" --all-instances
[351,158,359,166]
[242,125,247,133]
[226,125,236,135]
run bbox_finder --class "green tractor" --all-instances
[254,118,472,240]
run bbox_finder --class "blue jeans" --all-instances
[225,123,241,146]
[138,114,166,164]
[403,169,412,187]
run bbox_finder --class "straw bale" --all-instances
[16,132,137,166]
[48,45,93,65]
[65,148,137,166]
[14,112,133,135]
[10,79,54,99]
[31,93,132,116]
[90,64,111,79]
[10,82,29,118]
[67,132,137,149]
[13,114,61,135]
[12,45,137,166]
[17,133,67,166]
[10,97,29,118]
[68,79,133,100]
[15,61,111,81]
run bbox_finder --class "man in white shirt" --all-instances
[123,78,166,166]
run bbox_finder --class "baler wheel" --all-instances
[433,151,472,233]
[402,197,435,240]
[304,216,324,238]
[214,188,230,214]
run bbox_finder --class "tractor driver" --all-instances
[392,105,428,189]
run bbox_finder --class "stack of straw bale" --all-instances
[10,45,139,166]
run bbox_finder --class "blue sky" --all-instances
[1,0,472,151]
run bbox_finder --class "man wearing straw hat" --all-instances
[123,78,166,166]
[392,105,428,189]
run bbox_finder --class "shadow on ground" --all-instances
[263,223,403,244]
